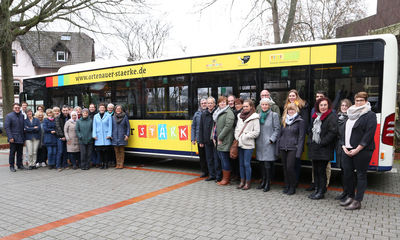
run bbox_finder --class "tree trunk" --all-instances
[1,40,15,120]
[281,0,298,43]
[270,0,281,44]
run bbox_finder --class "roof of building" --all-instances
[16,31,95,69]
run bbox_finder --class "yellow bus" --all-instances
[22,34,398,171]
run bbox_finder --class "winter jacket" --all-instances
[4,111,25,144]
[191,109,204,142]
[276,115,305,159]
[342,111,377,151]
[111,114,130,146]
[42,118,58,146]
[64,119,80,152]
[76,117,93,145]
[234,112,260,149]
[198,108,216,145]
[92,112,112,146]
[55,114,69,138]
[215,108,235,152]
[336,113,348,168]
[24,117,41,140]
[308,111,338,161]
[256,111,280,161]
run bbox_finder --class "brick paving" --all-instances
[0,150,399,240]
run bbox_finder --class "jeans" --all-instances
[91,143,100,165]
[37,146,47,164]
[238,148,253,181]
[56,139,67,169]
[80,144,93,169]
[280,149,297,188]
[26,139,40,167]
[68,152,79,167]
[9,143,23,167]
[217,151,230,171]
[204,142,221,179]
[46,146,57,166]
[343,150,373,202]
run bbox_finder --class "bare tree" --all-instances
[199,0,298,44]
[290,0,366,42]
[114,19,170,62]
[0,0,144,118]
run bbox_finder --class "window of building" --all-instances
[13,81,20,95]
[60,35,71,41]
[56,51,66,62]
[12,50,16,65]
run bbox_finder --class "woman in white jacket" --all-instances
[235,99,260,190]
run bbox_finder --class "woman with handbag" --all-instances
[213,96,235,185]
[256,98,280,192]
[235,99,260,190]
[276,103,305,195]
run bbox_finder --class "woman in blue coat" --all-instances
[112,105,130,169]
[24,108,41,170]
[92,103,112,169]
[42,109,58,169]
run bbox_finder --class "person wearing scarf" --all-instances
[284,89,310,188]
[64,111,80,169]
[42,109,58,169]
[235,99,260,190]
[112,105,131,169]
[335,99,352,201]
[213,96,235,185]
[255,98,280,192]
[340,92,377,210]
[276,103,305,195]
[308,97,338,200]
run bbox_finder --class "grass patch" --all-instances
[0,135,8,144]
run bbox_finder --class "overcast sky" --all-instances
[93,0,378,61]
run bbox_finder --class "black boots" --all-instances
[258,162,272,192]
[257,165,266,189]
[100,162,108,169]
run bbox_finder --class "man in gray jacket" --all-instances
[256,90,281,117]
[191,98,208,178]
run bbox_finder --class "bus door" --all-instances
[259,67,309,112]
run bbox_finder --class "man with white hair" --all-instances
[256,90,280,117]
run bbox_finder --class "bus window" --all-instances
[145,75,189,119]
[197,88,212,101]
[218,86,233,96]
[312,62,383,112]
[114,79,142,118]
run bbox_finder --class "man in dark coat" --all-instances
[55,105,70,170]
[4,103,25,172]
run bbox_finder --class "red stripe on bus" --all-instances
[370,123,380,166]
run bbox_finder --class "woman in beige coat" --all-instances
[235,99,260,190]
[64,111,80,169]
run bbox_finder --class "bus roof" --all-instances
[23,34,396,80]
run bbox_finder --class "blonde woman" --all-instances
[276,103,305,195]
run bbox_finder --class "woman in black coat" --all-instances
[340,92,377,210]
[276,103,305,195]
[308,97,338,200]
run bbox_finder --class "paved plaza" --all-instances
[0,150,399,240]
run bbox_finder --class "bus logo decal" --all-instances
[239,55,250,64]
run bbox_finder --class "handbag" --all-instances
[230,122,249,159]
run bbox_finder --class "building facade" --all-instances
[0,31,95,117]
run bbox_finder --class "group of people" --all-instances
[191,90,376,210]
[5,102,130,172]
